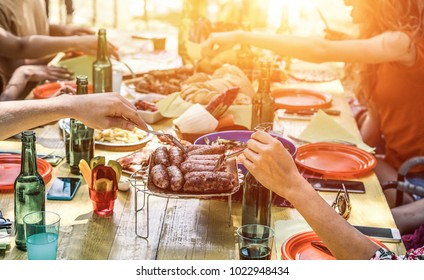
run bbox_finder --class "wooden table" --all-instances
[0,76,405,260]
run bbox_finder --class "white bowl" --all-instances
[137,109,164,124]
[131,95,165,124]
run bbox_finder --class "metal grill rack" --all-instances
[129,163,243,239]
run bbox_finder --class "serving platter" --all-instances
[59,118,154,150]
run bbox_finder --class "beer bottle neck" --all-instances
[76,75,89,95]
[97,34,109,61]
[257,64,271,95]
[20,131,39,175]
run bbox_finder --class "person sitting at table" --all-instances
[0,27,118,100]
[202,0,424,208]
[0,0,116,100]
[0,92,148,141]
[243,130,424,259]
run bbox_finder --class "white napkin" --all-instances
[297,110,375,153]
[274,219,312,260]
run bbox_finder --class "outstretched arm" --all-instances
[202,30,415,66]
[242,131,380,260]
[0,93,147,140]
[0,28,118,60]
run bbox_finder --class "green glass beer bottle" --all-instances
[69,75,95,175]
[250,58,274,129]
[93,28,112,93]
[14,130,45,251]
[241,171,272,227]
[242,58,274,227]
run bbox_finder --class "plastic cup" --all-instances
[89,187,118,216]
[23,211,60,260]
[112,62,123,93]
[237,224,275,260]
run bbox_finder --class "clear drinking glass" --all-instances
[24,211,60,260]
[237,224,275,260]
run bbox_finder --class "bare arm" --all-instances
[203,30,415,66]
[392,199,424,234]
[0,93,147,140]
[360,108,384,150]
[243,131,380,260]
[0,28,118,59]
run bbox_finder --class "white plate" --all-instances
[59,119,154,147]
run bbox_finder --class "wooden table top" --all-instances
[0,77,405,260]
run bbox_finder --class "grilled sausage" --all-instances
[187,145,226,156]
[166,165,184,191]
[151,164,170,189]
[183,171,234,193]
[153,146,170,167]
[169,146,185,166]
[185,145,204,153]
[180,162,217,173]
[187,154,224,161]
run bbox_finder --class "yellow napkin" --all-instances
[274,219,312,260]
[156,92,252,129]
[297,110,375,153]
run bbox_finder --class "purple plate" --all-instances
[194,130,297,173]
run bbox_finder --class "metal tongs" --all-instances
[120,115,186,153]
[146,130,187,154]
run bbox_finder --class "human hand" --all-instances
[243,131,306,199]
[20,65,73,82]
[201,31,239,59]
[51,85,76,97]
[72,36,120,60]
[62,92,148,131]
[63,25,95,36]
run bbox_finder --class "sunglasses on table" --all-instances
[331,184,352,219]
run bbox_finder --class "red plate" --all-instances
[295,143,376,178]
[272,88,332,110]
[0,154,53,192]
[281,231,388,260]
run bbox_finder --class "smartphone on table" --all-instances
[307,178,366,193]
[47,177,81,201]
[353,225,402,243]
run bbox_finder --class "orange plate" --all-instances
[0,154,53,192]
[281,231,388,260]
[33,82,93,99]
[295,143,376,178]
[272,88,332,110]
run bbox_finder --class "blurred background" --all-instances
[48,0,355,37]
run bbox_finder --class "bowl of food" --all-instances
[194,130,297,173]
[132,95,165,124]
